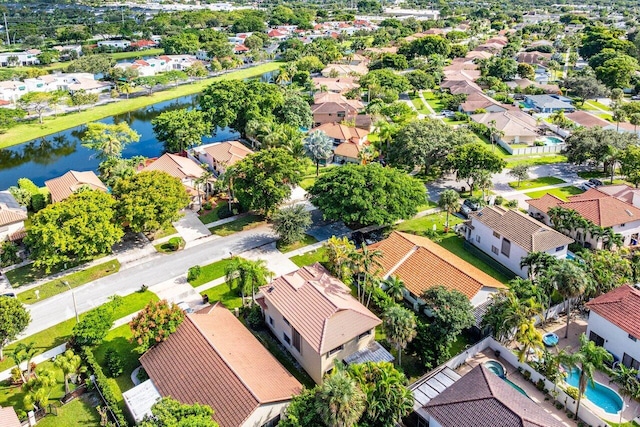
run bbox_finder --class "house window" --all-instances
[493,231,500,239]
[261,415,281,427]
[292,328,302,354]
[555,246,564,252]
[358,330,372,340]
[491,245,499,255]
[283,333,291,345]
[337,111,345,117]
[501,239,511,258]
[623,353,640,370]
[328,345,344,356]
[268,316,273,326]
[576,232,583,242]
[283,317,290,326]
[629,334,638,342]
[408,292,418,301]
[476,235,481,243]
[589,331,605,347]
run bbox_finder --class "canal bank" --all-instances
[0,61,281,149]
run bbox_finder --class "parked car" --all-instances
[588,178,604,187]
[441,110,455,118]
[1,292,16,298]
[580,181,597,191]
[632,95,640,100]
[460,199,481,218]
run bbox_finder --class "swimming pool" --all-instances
[566,251,576,261]
[484,360,530,397]
[565,368,623,414]
[539,136,565,146]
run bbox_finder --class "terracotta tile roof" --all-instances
[201,141,253,167]
[469,206,573,252]
[44,170,107,203]
[586,285,640,338]
[312,76,359,93]
[460,90,503,112]
[321,63,368,76]
[140,303,301,427]
[141,153,204,180]
[0,406,21,427]
[465,50,493,60]
[314,123,369,141]
[525,193,564,212]
[471,109,539,139]
[424,364,565,427]
[259,264,381,353]
[8,228,26,241]
[313,92,364,109]
[440,79,482,95]
[0,191,27,227]
[594,184,640,205]
[566,111,612,128]
[334,140,365,159]
[369,231,506,300]
[517,51,552,66]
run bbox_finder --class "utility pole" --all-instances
[3,13,9,46]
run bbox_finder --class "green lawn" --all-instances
[17,260,121,304]
[442,117,467,125]
[417,200,439,211]
[0,360,66,416]
[188,258,234,287]
[199,282,242,309]
[276,234,319,253]
[154,238,185,254]
[422,90,444,112]
[109,48,164,60]
[208,214,265,236]
[396,211,463,235]
[507,176,565,189]
[523,186,584,201]
[0,62,282,148]
[438,235,512,284]
[505,154,568,168]
[6,258,91,287]
[198,200,231,224]
[0,290,158,373]
[409,93,429,115]
[290,247,329,268]
[300,165,334,190]
[152,224,178,240]
[37,395,101,427]
[584,100,611,111]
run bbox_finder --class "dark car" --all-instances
[460,199,481,218]
[588,178,604,187]
[1,292,16,298]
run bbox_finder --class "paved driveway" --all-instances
[175,210,211,243]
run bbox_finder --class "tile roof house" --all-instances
[462,206,573,278]
[586,285,640,370]
[141,153,207,205]
[192,141,253,176]
[256,264,389,384]
[470,109,541,145]
[45,170,108,203]
[517,51,553,68]
[0,406,21,427]
[321,63,368,77]
[524,94,574,113]
[311,76,359,93]
[311,92,364,126]
[526,189,640,248]
[440,79,482,95]
[459,90,507,114]
[312,123,370,163]
[0,191,27,242]
[138,303,302,427]
[416,364,565,427]
[368,231,507,308]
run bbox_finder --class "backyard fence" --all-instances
[497,138,566,155]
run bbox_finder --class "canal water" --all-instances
[0,70,275,188]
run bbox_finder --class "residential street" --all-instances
[21,224,278,337]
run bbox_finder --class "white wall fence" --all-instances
[498,138,566,155]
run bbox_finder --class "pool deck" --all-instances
[539,316,640,424]
[457,350,575,426]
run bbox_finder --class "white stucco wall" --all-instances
[586,311,640,366]
[242,401,291,427]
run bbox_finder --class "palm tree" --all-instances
[275,68,290,86]
[487,120,504,151]
[630,112,640,134]
[549,260,589,338]
[383,276,406,301]
[349,243,383,306]
[23,367,57,411]
[519,251,558,282]
[54,349,84,394]
[373,120,398,155]
[602,227,624,250]
[303,131,334,177]
[117,82,133,99]
[325,236,356,282]
[316,365,366,427]
[515,317,543,363]
[612,105,626,132]
[475,169,493,201]
[194,165,214,206]
[382,305,417,366]
[225,257,271,304]
[358,144,378,165]
[438,189,459,231]
[566,334,613,419]
[609,363,640,425]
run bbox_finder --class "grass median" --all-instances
[290,247,329,268]
[0,62,282,148]
[188,258,234,288]
[208,214,265,237]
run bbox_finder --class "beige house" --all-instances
[141,153,207,206]
[44,170,108,203]
[191,141,253,176]
[470,109,541,145]
[311,92,364,127]
[312,123,370,164]
[0,191,27,242]
[257,264,390,384]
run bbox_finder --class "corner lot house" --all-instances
[191,141,253,176]
[45,170,108,203]
[369,231,507,308]
[257,263,390,384]
[463,206,573,278]
[138,303,302,427]
[586,285,640,369]
[0,191,27,242]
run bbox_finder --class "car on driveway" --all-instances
[580,181,597,191]
[1,292,16,298]
[588,178,604,187]
[460,199,481,218]
[441,110,455,118]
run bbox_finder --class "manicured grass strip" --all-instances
[0,290,158,372]
[438,235,512,284]
[154,238,185,254]
[396,212,463,235]
[584,100,611,111]
[300,165,334,190]
[290,247,328,268]
[0,62,282,148]
[506,155,568,169]
[422,90,444,112]
[5,257,93,287]
[17,260,121,304]
[199,282,242,309]
[188,258,234,287]
[152,224,178,240]
[37,395,101,427]
[199,200,232,224]
[523,186,584,201]
[276,234,318,253]
[109,48,164,60]
[507,176,565,189]
[409,93,429,115]
[208,214,265,237]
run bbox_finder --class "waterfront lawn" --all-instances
[276,234,318,253]
[523,186,584,201]
[208,214,265,237]
[199,283,242,309]
[507,176,565,189]
[290,247,329,268]
[17,260,121,304]
[0,290,158,373]
[0,62,282,148]
[188,258,234,287]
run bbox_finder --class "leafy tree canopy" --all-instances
[152,108,211,153]
[140,397,218,427]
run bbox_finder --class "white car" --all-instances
[580,181,597,191]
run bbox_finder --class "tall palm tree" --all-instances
[316,365,366,427]
[515,317,543,363]
[195,165,214,206]
[349,243,383,306]
[225,257,271,304]
[325,236,356,282]
[609,363,640,425]
[520,251,558,282]
[566,334,613,419]
[373,120,398,155]
[382,305,417,366]
[358,144,378,165]
[630,112,640,134]
[383,276,406,301]
[438,189,459,231]
[549,260,590,338]
[54,349,84,394]
[303,131,334,177]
